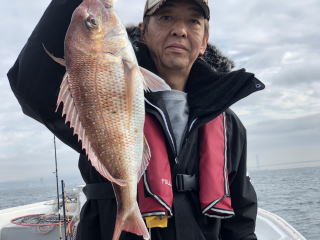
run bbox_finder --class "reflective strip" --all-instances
[202,197,223,214]
[145,98,176,154]
[142,211,166,217]
[210,207,235,215]
[143,174,173,216]
[204,213,234,219]
[188,118,198,132]
[223,112,229,195]
[206,206,235,219]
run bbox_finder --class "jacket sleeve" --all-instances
[220,114,258,240]
[7,0,82,152]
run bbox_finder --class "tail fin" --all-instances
[112,203,150,240]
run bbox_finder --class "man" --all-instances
[7,0,264,239]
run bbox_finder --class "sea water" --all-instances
[250,166,320,240]
[0,167,319,239]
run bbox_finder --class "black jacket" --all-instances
[7,0,264,239]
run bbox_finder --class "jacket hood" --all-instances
[126,26,265,120]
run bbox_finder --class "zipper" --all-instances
[145,98,177,159]
[145,99,199,165]
[175,117,198,164]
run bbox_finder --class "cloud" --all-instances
[211,0,320,80]
[248,113,320,139]
[0,120,80,183]
[115,0,145,24]
[245,114,320,169]
[207,0,320,170]
[274,58,320,86]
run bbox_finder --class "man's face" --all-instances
[141,0,208,74]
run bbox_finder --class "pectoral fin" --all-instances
[139,67,171,92]
[137,136,151,181]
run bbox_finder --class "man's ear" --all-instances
[139,22,145,42]
[199,34,209,55]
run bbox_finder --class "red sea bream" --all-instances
[47,0,170,239]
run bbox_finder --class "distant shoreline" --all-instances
[249,161,320,172]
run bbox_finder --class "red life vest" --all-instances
[138,113,234,219]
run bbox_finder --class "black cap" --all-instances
[144,0,210,20]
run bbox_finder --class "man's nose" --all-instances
[170,20,187,38]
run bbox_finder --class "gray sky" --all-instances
[0,0,319,183]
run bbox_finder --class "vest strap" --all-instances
[83,183,115,200]
[175,174,198,192]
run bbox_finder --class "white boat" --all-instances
[0,187,306,240]
[256,208,306,240]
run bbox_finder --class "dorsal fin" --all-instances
[42,44,66,66]
[56,73,126,186]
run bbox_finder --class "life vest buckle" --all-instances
[175,174,198,192]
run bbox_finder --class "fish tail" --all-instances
[112,203,150,240]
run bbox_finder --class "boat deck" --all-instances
[0,191,306,240]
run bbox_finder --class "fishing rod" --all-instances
[53,135,63,240]
[54,136,60,214]
[61,180,68,240]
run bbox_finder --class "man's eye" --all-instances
[160,16,172,21]
[190,19,201,25]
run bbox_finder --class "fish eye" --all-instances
[104,2,112,8]
[85,16,98,30]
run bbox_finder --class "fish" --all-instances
[45,0,171,239]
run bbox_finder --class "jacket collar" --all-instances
[186,58,264,119]
[134,41,265,120]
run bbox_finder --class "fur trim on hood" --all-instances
[126,26,235,73]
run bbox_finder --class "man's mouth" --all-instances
[166,44,188,52]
